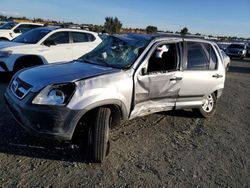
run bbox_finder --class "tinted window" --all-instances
[72,32,88,43]
[72,32,96,43]
[46,32,69,44]
[87,33,95,41]
[15,24,35,33]
[187,43,209,70]
[210,45,217,70]
[228,44,245,49]
[12,28,51,44]
[0,22,17,30]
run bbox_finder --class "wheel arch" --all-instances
[13,55,45,71]
[70,100,128,140]
[0,37,10,41]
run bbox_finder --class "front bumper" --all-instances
[4,88,83,141]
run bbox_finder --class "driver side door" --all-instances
[130,41,183,118]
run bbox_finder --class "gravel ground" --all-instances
[0,59,249,187]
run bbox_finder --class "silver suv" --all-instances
[5,34,225,162]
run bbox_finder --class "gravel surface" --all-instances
[0,59,249,187]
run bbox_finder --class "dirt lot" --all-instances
[0,59,249,187]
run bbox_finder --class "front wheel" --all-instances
[193,93,217,118]
[86,107,111,163]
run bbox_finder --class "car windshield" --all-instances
[0,22,17,30]
[78,35,150,69]
[12,28,51,44]
[228,44,244,49]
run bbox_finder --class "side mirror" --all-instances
[141,67,147,75]
[14,29,21,33]
[44,40,56,47]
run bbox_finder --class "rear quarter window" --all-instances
[71,32,96,43]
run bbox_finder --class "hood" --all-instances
[0,41,24,49]
[17,61,120,92]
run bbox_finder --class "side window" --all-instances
[29,24,41,29]
[87,33,96,42]
[46,32,69,44]
[210,46,218,70]
[147,43,178,73]
[72,32,89,43]
[186,42,209,70]
[15,24,31,33]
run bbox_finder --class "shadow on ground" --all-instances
[228,65,250,74]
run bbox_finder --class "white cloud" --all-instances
[0,10,21,17]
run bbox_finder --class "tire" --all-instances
[193,93,217,118]
[87,107,111,163]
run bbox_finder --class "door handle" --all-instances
[212,74,223,78]
[170,77,182,81]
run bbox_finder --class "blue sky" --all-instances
[1,0,250,38]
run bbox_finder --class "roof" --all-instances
[113,33,211,45]
[30,26,98,34]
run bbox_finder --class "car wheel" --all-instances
[193,93,217,118]
[87,107,111,163]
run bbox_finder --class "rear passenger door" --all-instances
[175,41,225,107]
[70,32,99,59]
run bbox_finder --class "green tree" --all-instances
[103,16,122,34]
[146,25,158,34]
[180,27,189,37]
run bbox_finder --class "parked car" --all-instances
[220,50,230,71]
[247,44,250,57]
[0,21,7,26]
[0,27,102,74]
[216,42,230,52]
[0,22,43,41]
[226,43,247,59]
[5,34,225,162]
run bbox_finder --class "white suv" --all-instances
[0,27,102,73]
[0,22,43,41]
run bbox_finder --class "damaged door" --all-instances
[130,42,183,118]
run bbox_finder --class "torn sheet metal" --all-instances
[130,71,181,118]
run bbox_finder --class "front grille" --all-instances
[11,78,32,99]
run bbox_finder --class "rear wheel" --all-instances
[193,93,217,118]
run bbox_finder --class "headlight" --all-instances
[32,83,76,106]
[0,50,12,58]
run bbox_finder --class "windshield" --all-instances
[228,44,245,49]
[0,22,17,30]
[78,35,150,69]
[12,28,51,44]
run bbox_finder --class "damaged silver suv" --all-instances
[5,34,225,162]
